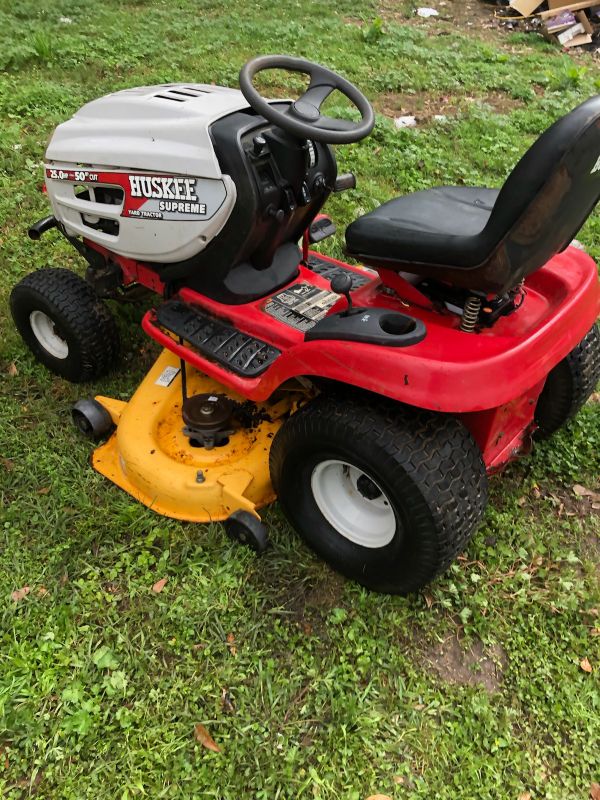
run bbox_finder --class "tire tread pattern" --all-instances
[535,324,600,437]
[270,394,488,592]
[10,268,119,382]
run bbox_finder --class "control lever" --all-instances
[333,172,356,193]
[330,273,355,316]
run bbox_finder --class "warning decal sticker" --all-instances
[154,366,180,387]
[263,282,339,332]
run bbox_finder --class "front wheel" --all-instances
[10,268,120,382]
[269,395,488,594]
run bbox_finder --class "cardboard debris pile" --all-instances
[496,1,600,48]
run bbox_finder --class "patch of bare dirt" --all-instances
[284,572,346,622]
[375,89,523,123]
[535,484,600,522]
[424,634,508,692]
[435,0,501,31]
[377,0,496,28]
[375,0,522,46]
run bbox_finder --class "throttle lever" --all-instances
[330,273,355,316]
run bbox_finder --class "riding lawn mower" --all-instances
[10,55,600,594]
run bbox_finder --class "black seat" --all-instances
[345,96,600,295]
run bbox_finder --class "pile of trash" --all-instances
[494,1,600,49]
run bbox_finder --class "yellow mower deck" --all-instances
[92,349,294,522]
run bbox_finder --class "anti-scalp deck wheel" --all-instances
[269,394,488,594]
[535,323,600,439]
[72,399,114,440]
[224,510,269,554]
[10,268,120,382]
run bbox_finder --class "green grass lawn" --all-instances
[1,1,599,798]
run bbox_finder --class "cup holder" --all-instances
[306,307,427,347]
[378,313,417,337]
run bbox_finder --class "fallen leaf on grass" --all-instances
[573,484,588,495]
[194,724,221,753]
[11,586,30,602]
[7,362,17,377]
[226,632,237,656]
[221,688,235,714]
[518,793,531,800]
[591,627,600,637]
[573,484,600,501]
[580,657,593,673]
[37,586,48,597]
[1,458,14,471]
[152,577,168,593]
[36,486,50,495]
[366,795,393,800]
[590,783,600,800]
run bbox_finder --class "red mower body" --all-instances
[88,239,600,473]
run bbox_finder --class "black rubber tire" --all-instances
[224,510,269,554]
[72,399,114,440]
[10,268,120,383]
[535,324,600,439]
[269,395,488,594]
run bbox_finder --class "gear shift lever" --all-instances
[330,273,354,316]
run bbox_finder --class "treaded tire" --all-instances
[535,324,600,439]
[10,268,120,383]
[269,395,488,594]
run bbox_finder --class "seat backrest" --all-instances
[482,95,600,291]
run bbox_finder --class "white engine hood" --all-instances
[45,84,253,178]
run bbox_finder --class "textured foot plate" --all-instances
[155,300,280,377]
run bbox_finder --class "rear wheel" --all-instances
[535,324,600,439]
[10,268,120,382]
[269,395,488,594]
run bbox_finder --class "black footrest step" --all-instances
[155,300,280,377]
[306,255,373,290]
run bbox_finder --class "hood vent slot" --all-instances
[154,87,211,102]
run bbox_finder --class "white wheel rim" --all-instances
[29,310,69,359]
[310,459,396,548]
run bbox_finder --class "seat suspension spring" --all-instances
[460,296,482,332]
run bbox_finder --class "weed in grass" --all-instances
[28,31,56,65]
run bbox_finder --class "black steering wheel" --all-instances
[239,55,375,145]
